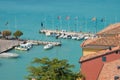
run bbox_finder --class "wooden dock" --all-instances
[27,40,61,46]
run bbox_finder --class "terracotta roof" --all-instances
[81,36,120,48]
[80,46,120,62]
[98,59,120,80]
[97,23,120,35]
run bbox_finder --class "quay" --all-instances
[39,29,96,40]
[40,29,85,36]
[0,39,61,53]
[27,40,61,46]
[0,39,23,53]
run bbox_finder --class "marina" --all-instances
[0,0,120,80]
[39,29,96,40]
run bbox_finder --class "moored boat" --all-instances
[0,52,19,58]
[15,42,32,51]
[15,46,28,51]
[44,44,53,50]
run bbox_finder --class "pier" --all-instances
[40,29,85,36]
[0,39,23,53]
[0,39,61,53]
[27,40,61,46]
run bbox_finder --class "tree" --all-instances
[2,30,11,39]
[26,57,76,80]
[75,71,85,80]
[13,30,23,39]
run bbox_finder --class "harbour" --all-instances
[0,0,120,80]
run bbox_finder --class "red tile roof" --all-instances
[80,46,120,62]
[97,23,120,35]
[81,36,120,48]
[98,59,120,80]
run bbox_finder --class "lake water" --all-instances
[0,0,120,80]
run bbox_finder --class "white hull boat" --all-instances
[15,46,28,51]
[44,44,53,50]
[15,42,32,51]
[0,53,19,58]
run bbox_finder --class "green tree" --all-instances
[27,57,76,80]
[13,30,23,39]
[75,71,85,80]
[2,30,11,39]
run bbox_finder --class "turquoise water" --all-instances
[0,0,120,80]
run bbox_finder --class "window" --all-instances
[102,56,106,62]
[117,66,120,69]
[114,76,119,80]
[109,46,112,50]
[116,51,118,54]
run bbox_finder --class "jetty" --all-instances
[40,29,85,36]
[27,40,61,46]
[0,39,23,53]
[0,39,61,53]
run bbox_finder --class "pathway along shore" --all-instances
[0,39,23,53]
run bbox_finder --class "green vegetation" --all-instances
[76,71,85,80]
[2,30,11,39]
[0,30,23,39]
[13,30,23,39]
[27,57,79,80]
[27,57,85,80]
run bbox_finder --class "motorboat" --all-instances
[0,52,19,58]
[15,42,32,51]
[15,46,28,51]
[44,44,53,50]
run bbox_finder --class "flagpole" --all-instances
[52,16,54,30]
[95,18,97,34]
[43,17,46,29]
[15,16,17,30]
[60,18,62,30]
[68,20,70,31]
[75,16,78,32]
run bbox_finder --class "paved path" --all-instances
[0,39,23,53]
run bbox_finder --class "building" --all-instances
[80,46,120,80]
[81,23,120,56]
[80,23,120,80]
